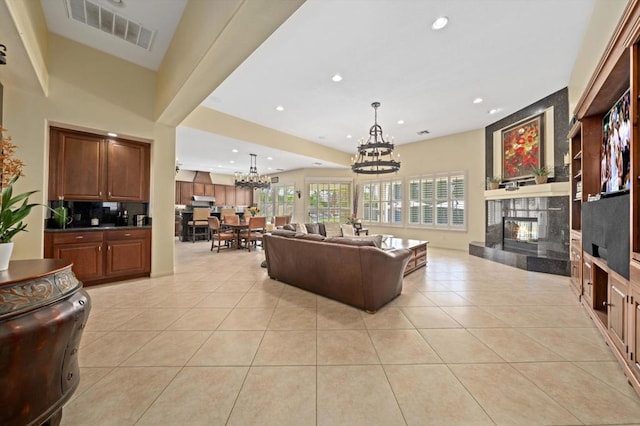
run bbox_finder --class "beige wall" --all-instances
[568,0,628,114]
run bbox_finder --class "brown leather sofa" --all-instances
[263,231,411,312]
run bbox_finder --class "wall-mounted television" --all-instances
[601,89,631,195]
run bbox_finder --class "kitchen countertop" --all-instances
[44,225,151,232]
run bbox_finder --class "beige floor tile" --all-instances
[384,364,494,425]
[217,307,274,330]
[514,362,640,424]
[68,367,113,403]
[469,328,565,362]
[136,366,248,425]
[387,292,435,307]
[369,329,442,364]
[227,366,316,425]
[215,281,255,293]
[78,331,108,349]
[62,367,180,425]
[236,291,280,308]
[149,292,210,308]
[317,330,379,365]
[248,279,285,295]
[121,330,211,366]
[520,327,615,361]
[449,363,581,425]
[116,308,189,331]
[317,304,366,329]
[441,306,510,328]
[361,307,414,329]
[422,291,473,306]
[401,306,461,328]
[575,361,639,399]
[317,365,405,426]
[268,306,317,330]
[419,329,503,363]
[167,308,231,330]
[196,292,245,308]
[277,288,318,308]
[188,330,264,366]
[79,331,159,367]
[253,330,316,365]
[84,308,141,331]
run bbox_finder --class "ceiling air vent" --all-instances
[66,0,155,50]
[417,130,430,135]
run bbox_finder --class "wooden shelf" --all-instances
[573,150,582,160]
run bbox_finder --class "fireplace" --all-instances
[503,217,538,254]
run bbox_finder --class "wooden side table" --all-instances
[0,259,91,426]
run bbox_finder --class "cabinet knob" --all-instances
[108,191,112,197]
[124,233,132,237]
[99,191,102,196]
[98,245,101,252]
[75,236,84,239]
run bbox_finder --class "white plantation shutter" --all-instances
[406,172,466,229]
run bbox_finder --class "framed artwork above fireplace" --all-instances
[501,113,544,181]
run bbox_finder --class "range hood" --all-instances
[192,195,216,203]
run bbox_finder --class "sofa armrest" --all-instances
[359,248,412,312]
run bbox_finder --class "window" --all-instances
[362,179,402,224]
[307,181,351,223]
[257,184,294,221]
[408,172,466,229]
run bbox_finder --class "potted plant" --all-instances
[0,127,38,270]
[530,165,551,184]
[486,176,502,190]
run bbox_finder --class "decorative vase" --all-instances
[0,242,14,271]
[489,182,500,190]
[534,176,548,184]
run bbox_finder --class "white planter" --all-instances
[0,242,14,271]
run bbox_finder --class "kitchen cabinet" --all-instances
[570,236,582,297]
[608,271,629,356]
[225,186,236,206]
[175,181,181,204]
[236,187,252,206]
[193,183,205,196]
[44,228,151,286]
[205,184,215,197]
[179,181,193,205]
[214,185,226,205]
[49,128,150,202]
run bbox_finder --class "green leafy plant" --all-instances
[487,176,502,184]
[0,175,38,243]
[530,165,551,176]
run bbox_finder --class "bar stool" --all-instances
[188,208,210,242]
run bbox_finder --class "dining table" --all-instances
[223,222,249,249]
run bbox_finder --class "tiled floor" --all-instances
[61,242,640,425]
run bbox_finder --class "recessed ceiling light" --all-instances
[232,149,238,153]
[267,157,273,160]
[488,108,501,115]
[267,167,273,170]
[275,105,285,112]
[432,16,448,30]
[107,132,118,137]
[331,73,343,82]
[346,135,352,139]
[397,120,405,125]
[473,98,483,104]
[218,165,223,168]
[229,160,235,164]
[209,167,213,170]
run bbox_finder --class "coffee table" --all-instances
[382,238,428,276]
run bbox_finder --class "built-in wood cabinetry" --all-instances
[44,229,151,286]
[49,128,150,202]
[569,0,640,396]
[175,180,252,207]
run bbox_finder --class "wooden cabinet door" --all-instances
[179,182,193,205]
[608,273,628,355]
[205,184,215,197]
[175,181,181,204]
[582,257,593,307]
[53,242,104,281]
[193,183,205,196]
[105,229,150,277]
[106,140,150,201]
[225,186,236,206]
[631,287,640,377]
[214,185,226,205]
[53,131,105,200]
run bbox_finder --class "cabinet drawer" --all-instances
[414,244,427,255]
[52,231,103,245]
[630,260,640,288]
[106,229,148,241]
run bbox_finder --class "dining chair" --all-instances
[220,208,236,220]
[188,207,210,242]
[274,215,291,227]
[223,214,240,225]
[208,216,235,252]
[240,216,266,252]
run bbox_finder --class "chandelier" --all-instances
[235,153,270,189]
[352,102,400,175]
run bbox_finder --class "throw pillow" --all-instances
[324,236,376,247]
[297,233,325,241]
[305,223,320,234]
[272,229,298,238]
[295,223,308,234]
[324,222,342,238]
[283,224,296,231]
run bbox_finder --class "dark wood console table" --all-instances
[383,238,428,275]
[0,259,91,426]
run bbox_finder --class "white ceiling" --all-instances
[40,0,597,176]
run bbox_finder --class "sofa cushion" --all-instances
[324,222,342,237]
[283,224,296,231]
[296,233,326,241]
[305,223,320,235]
[271,229,299,238]
[293,223,308,234]
[324,236,377,247]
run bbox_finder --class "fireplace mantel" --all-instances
[484,182,570,200]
